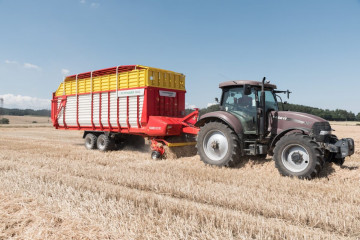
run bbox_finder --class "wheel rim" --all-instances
[98,137,105,148]
[281,144,310,173]
[203,130,229,161]
[151,151,160,160]
[86,137,92,147]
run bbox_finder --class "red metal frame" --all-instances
[116,96,121,130]
[126,96,130,128]
[99,93,103,130]
[76,94,80,129]
[51,86,199,138]
[150,139,165,155]
[108,91,112,130]
[64,65,144,81]
[53,97,67,129]
[137,95,140,128]
[90,93,94,129]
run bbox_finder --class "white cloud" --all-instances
[24,62,41,71]
[61,69,70,75]
[5,60,17,64]
[80,1,99,8]
[90,2,100,8]
[185,102,197,109]
[0,94,50,110]
[207,102,217,107]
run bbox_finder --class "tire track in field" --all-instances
[1,144,359,237]
[0,166,348,240]
[0,160,357,239]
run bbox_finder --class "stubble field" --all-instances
[0,124,359,239]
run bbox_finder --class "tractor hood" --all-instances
[270,111,331,138]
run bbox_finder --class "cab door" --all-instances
[221,87,257,134]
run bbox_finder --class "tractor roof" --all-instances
[219,80,277,89]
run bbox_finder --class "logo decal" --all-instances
[159,90,176,97]
[117,89,144,97]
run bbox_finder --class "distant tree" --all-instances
[185,103,357,121]
[356,113,360,121]
[0,118,9,124]
[200,104,220,116]
[0,107,50,117]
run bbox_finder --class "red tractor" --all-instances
[195,78,354,179]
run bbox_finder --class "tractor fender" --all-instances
[195,111,243,135]
[269,127,311,150]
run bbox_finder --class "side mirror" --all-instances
[215,97,219,103]
[243,84,252,95]
[287,90,292,99]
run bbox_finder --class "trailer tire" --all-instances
[97,134,113,151]
[197,121,241,167]
[273,133,323,179]
[84,133,97,150]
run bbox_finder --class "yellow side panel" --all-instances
[55,65,186,96]
[145,67,185,91]
[55,82,64,96]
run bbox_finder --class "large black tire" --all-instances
[273,133,324,179]
[97,134,114,151]
[84,133,97,150]
[196,121,241,167]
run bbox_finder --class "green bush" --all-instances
[0,118,10,124]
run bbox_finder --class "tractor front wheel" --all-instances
[273,133,324,179]
[197,121,241,167]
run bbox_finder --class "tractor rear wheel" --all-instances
[273,133,323,179]
[85,133,97,150]
[197,121,241,167]
[97,134,113,151]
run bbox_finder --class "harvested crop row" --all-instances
[1,127,360,239]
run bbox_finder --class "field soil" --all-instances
[0,115,51,127]
[0,125,360,239]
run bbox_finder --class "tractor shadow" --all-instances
[339,165,359,170]
[318,163,358,178]
[234,156,273,169]
[121,143,150,153]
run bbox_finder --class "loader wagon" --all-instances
[52,65,355,179]
[51,65,199,157]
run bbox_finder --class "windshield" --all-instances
[221,87,257,133]
[221,87,278,133]
[262,90,278,112]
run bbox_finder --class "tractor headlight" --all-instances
[320,130,332,135]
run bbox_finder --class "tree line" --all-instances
[0,107,51,117]
[187,103,360,121]
[0,103,359,121]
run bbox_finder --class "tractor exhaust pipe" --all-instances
[259,77,266,140]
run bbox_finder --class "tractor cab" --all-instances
[219,80,278,135]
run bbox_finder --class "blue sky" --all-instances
[0,0,359,113]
